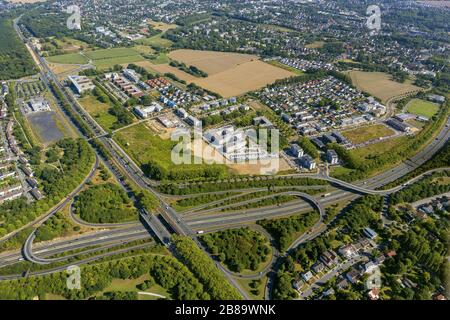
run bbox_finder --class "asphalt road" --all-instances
[5,15,449,300]
[0,226,148,268]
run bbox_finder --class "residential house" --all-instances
[319,250,339,267]
[363,227,378,240]
[338,244,355,258]
[301,271,314,282]
[346,268,362,284]
[312,262,325,274]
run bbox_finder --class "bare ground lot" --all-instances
[347,71,421,103]
[194,60,295,97]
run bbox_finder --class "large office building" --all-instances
[68,75,95,94]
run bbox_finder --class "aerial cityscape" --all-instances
[0,0,448,306]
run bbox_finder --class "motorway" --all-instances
[1,16,448,300]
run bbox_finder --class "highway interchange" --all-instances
[0,16,448,300]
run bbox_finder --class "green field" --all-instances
[47,48,146,70]
[46,53,89,64]
[149,52,170,65]
[237,277,267,300]
[114,123,228,180]
[93,55,146,70]
[84,48,141,60]
[352,136,409,160]
[137,33,173,49]
[406,98,440,118]
[78,95,117,131]
[114,123,177,168]
[342,124,395,144]
[101,274,170,300]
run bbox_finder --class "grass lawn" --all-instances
[47,53,89,64]
[237,277,267,300]
[147,20,178,32]
[78,95,117,131]
[102,274,170,300]
[330,136,412,179]
[114,123,177,168]
[137,33,173,49]
[84,48,141,60]
[132,45,155,55]
[93,55,146,70]
[342,124,395,144]
[352,136,409,160]
[305,41,325,49]
[150,52,170,65]
[406,98,440,118]
[44,293,67,300]
[114,123,228,179]
[330,166,355,178]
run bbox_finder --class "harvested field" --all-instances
[150,63,197,82]
[348,71,421,103]
[168,49,259,75]
[193,60,295,97]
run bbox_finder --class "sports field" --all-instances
[47,48,146,70]
[342,124,395,144]
[348,71,421,103]
[406,98,440,118]
[84,48,140,60]
[47,53,89,65]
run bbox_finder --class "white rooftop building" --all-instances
[68,75,95,94]
[27,98,51,112]
[134,102,163,118]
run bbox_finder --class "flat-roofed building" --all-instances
[327,149,339,164]
[68,75,95,94]
[290,144,304,158]
[27,98,51,113]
